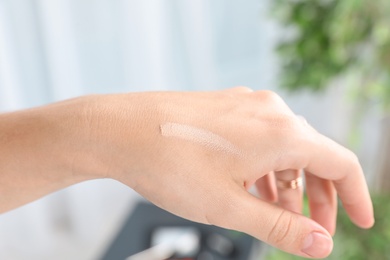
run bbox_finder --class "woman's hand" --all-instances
[0,87,374,258]
[79,87,373,258]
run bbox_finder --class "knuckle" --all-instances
[267,210,296,246]
[256,90,284,104]
[348,151,360,164]
[234,86,253,92]
[347,150,362,173]
[253,91,302,134]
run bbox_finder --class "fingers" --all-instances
[305,172,337,235]
[255,172,278,202]
[304,134,374,228]
[275,169,303,214]
[214,187,333,258]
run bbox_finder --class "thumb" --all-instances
[212,187,333,258]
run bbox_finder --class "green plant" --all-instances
[273,0,390,111]
[272,0,390,192]
[266,3,390,258]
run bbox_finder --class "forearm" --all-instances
[0,93,155,213]
[0,97,100,213]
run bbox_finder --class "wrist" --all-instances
[0,93,158,212]
[29,97,102,184]
[0,100,98,212]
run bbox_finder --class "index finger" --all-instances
[303,133,374,229]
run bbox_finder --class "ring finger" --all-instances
[275,169,303,214]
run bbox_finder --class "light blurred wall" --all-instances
[0,0,380,259]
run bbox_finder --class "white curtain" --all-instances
[0,0,379,259]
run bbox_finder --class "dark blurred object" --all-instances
[101,201,262,260]
[272,0,390,193]
[265,194,390,259]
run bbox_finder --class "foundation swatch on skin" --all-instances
[160,122,241,156]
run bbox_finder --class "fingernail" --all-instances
[301,232,333,258]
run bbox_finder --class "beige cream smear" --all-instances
[160,122,241,156]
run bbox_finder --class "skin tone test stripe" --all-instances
[160,122,241,156]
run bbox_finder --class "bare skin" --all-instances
[0,87,374,258]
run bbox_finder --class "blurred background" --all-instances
[0,0,388,259]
